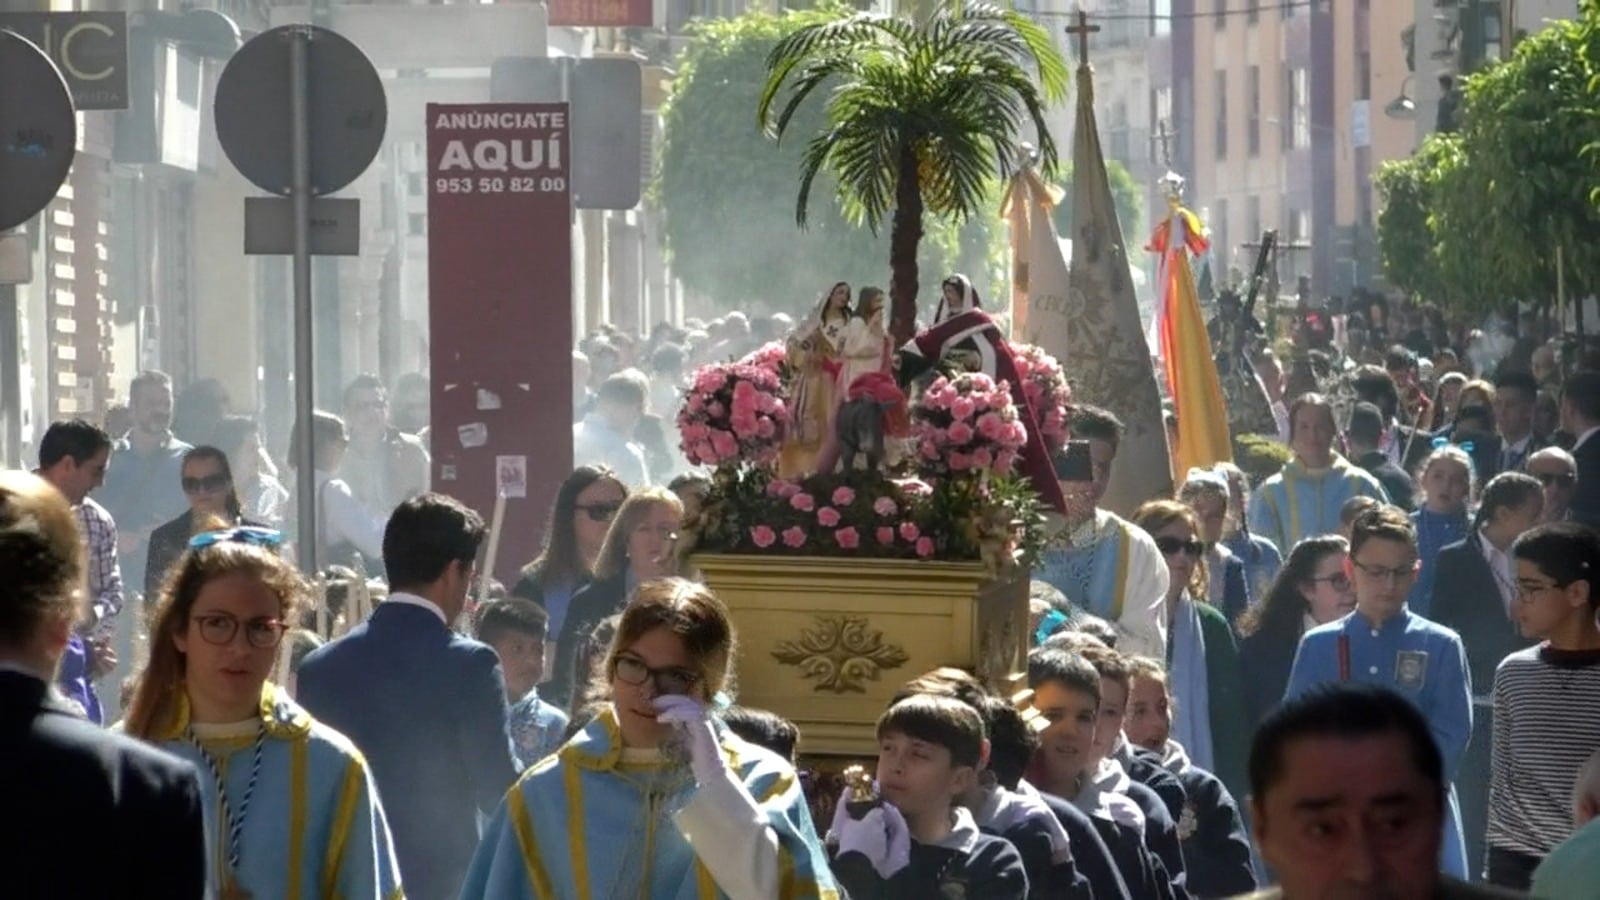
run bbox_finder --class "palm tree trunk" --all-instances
[888,143,924,347]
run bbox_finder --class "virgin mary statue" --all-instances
[779,282,850,477]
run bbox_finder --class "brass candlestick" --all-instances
[841,764,879,820]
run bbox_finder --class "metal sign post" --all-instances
[289,28,317,573]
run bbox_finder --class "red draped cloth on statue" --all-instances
[909,311,1068,514]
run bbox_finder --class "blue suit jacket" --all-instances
[296,600,520,900]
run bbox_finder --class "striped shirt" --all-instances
[75,497,124,628]
[1486,644,1600,856]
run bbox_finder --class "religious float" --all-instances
[675,278,1071,767]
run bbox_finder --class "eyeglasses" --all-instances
[614,653,699,695]
[1154,536,1204,559]
[181,473,230,495]
[1351,558,1418,583]
[576,502,621,523]
[191,613,288,649]
[1534,472,1576,487]
[1308,572,1353,592]
[188,526,284,551]
[1515,579,1568,599]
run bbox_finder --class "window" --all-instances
[1291,208,1310,242]
[1248,0,1259,25]
[1291,67,1310,149]
[1215,0,1226,29]
[1214,70,1228,158]
[1247,66,1261,156]
[1152,0,1171,37]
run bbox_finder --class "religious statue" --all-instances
[780,282,851,478]
[836,286,893,399]
[897,274,1068,514]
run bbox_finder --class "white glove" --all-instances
[652,694,728,784]
[829,788,911,879]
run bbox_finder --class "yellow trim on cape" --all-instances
[563,760,593,900]
[694,859,719,899]
[1112,526,1131,622]
[564,705,746,774]
[152,680,314,742]
[287,735,308,900]
[1281,468,1302,545]
[322,757,364,897]
[509,789,555,898]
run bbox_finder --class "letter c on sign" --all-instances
[61,21,115,82]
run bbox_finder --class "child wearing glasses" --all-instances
[1283,505,1472,880]
[461,578,837,899]
[1235,536,1355,730]
[1483,522,1600,889]
[123,527,402,898]
[1131,500,1250,802]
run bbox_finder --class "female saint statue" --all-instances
[779,282,851,477]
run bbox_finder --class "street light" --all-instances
[1385,75,1417,120]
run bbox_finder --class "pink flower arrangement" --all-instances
[835,527,861,549]
[677,360,790,467]
[1011,343,1073,453]
[739,341,789,377]
[911,372,1029,477]
[781,526,807,548]
[817,507,842,528]
[790,492,816,512]
[832,486,856,506]
[873,497,898,517]
[876,526,895,545]
[751,525,777,548]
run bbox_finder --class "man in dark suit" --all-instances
[1347,402,1418,511]
[1560,371,1600,527]
[0,470,207,898]
[1486,371,1547,483]
[297,493,521,900]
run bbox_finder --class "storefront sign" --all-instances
[547,0,652,28]
[427,103,572,585]
[0,12,128,110]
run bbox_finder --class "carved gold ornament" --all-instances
[771,615,910,693]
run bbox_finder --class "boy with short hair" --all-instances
[827,693,1028,898]
[1485,522,1600,889]
[1284,505,1473,879]
[1123,655,1256,898]
[474,597,568,766]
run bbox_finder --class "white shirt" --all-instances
[307,470,385,563]
[382,590,448,626]
[1477,529,1518,614]
[1500,434,1534,471]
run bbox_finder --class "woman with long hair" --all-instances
[145,446,263,600]
[511,465,629,637]
[1131,500,1250,802]
[1235,535,1354,729]
[836,286,891,397]
[124,527,400,897]
[547,487,684,711]
[780,282,851,477]
[460,578,837,899]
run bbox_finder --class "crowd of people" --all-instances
[4,292,1600,899]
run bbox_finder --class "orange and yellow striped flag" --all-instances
[1151,202,1233,477]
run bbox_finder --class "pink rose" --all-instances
[790,492,816,512]
[710,430,738,459]
[920,440,941,460]
[817,507,841,528]
[995,450,1018,472]
[751,525,777,548]
[972,448,994,470]
[899,522,920,542]
[873,497,898,517]
[687,393,706,412]
[756,418,776,439]
[832,486,856,506]
[693,369,723,392]
[915,536,936,558]
[876,526,895,545]
[951,397,976,420]
[977,413,1004,440]
[777,481,802,499]
[708,401,726,418]
[948,451,972,471]
[948,422,975,444]
[835,527,860,550]
[782,526,807,548]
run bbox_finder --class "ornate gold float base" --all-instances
[695,553,1029,758]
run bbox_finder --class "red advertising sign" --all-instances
[547,0,652,28]
[427,103,572,586]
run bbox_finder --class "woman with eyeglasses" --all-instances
[1131,500,1251,803]
[144,446,267,601]
[548,487,685,713]
[461,578,838,899]
[123,527,401,898]
[511,465,629,638]
[1234,535,1354,730]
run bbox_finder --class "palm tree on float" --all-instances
[758,0,1069,345]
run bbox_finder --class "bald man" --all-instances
[1531,750,1600,896]
[1527,447,1578,524]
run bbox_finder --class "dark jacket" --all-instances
[1357,450,1418,511]
[1430,534,1535,692]
[830,824,1028,899]
[1163,746,1256,899]
[1218,554,1251,625]
[981,807,1091,899]
[296,600,521,900]
[547,571,630,712]
[1034,789,1132,900]
[1058,795,1178,900]
[1238,621,1303,730]
[145,511,265,599]
[1569,434,1600,527]
[0,671,207,898]
[1188,600,1253,805]
[1124,777,1191,899]
[1479,433,1549,484]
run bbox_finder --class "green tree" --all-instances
[658,6,974,317]
[1375,145,1443,303]
[758,1,1068,343]
[1050,158,1143,246]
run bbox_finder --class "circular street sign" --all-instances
[214,24,387,196]
[0,30,77,232]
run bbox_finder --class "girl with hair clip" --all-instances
[1408,443,1475,617]
[461,578,839,899]
[145,446,267,601]
[511,465,629,637]
[1176,468,1252,624]
[780,282,852,477]
[124,526,401,898]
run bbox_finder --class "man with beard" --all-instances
[339,373,431,522]
[97,370,191,599]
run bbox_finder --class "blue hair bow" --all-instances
[1034,609,1069,646]
[188,526,283,551]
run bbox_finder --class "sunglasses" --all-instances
[1308,572,1353,592]
[575,502,621,522]
[181,473,230,494]
[1534,472,1576,487]
[1155,536,1205,558]
[188,526,284,551]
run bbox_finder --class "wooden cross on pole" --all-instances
[1065,9,1100,65]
